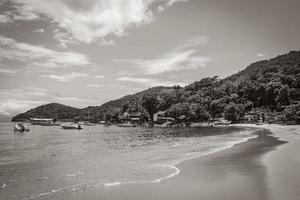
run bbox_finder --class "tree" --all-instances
[276,85,290,106]
[195,105,211,122]
[284,103,300,121]
[142,94,159,122]
[210,98,226,117]
[224,102,245,121]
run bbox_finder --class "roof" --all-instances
[156,111,166,114]
[131,118,141,121]
[29,118,54,121]
[129,112,142,117]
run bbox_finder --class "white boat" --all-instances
[213,119,231,126]
[78,121,96,126]
[154,121,172,128]
[14,122,30,132]
[117,122,135,127]
[190,122,214,127]
[61,123,82,130]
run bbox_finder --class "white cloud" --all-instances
[117,76,187,87]
[43,72,88,82]
[7,0,188,44]
[53,96,98,103]
[116,50,210,75]
[0,99,45,115]
[0,68,17,74]
[0,35,90,68]
[166,0,189,6]
[34,28,45,33]
[0,14,10,24]
[256,53,266,57]
[158,5,165,12]
[93,75,105,79]
[0,87,99,115]
[87,84,102,88]
[115,36,210,74]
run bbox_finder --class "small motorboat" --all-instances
[78,121,95,126]
[117,122,135,127]
[190,122,214,127]
[213,119,231,126]
[14,122,30,132]
[61,123,82,130]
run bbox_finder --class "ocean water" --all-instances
[0,123,257,199]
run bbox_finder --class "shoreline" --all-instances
[59,124,300,200]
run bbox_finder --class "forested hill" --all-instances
[12,103,80,122]
[12,87,171,122]
[158,50,300,121]
[12,50,300,122]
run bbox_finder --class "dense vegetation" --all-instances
[120,50,300,123]
[12,51,300,123]
[12,87,170,122]
[12,103,80,122]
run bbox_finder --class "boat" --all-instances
[117,122,135,127]
[78,121,96,126]
[61,123,82,130]
[154,121,172,128]
[190,122,214,127]
[211,119,231,126]
[14,122,30,132]
[29,118,60,126]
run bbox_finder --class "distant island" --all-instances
[12,50,300,125]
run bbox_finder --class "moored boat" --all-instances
[61,123,82,130]
[190,122,214,127]
[14,122,30,132]
[78,121,96,126]
[29,118,60,126]
[117,122,135,127]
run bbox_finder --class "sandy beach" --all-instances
[58,124,300,200]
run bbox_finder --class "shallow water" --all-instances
[0,123,257,199]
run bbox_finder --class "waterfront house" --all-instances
[129,112,143,124]
[29,118,55,125]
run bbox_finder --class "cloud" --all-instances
[87,84,102,88]
[116,51,210,75]
[256,53,266,57]
[0,87,98,115]
[93,75,105,79]
[166,0,189,6]
[0,99,45,115]
[6,0,188,44]
[0,14,10,24]
[43,72,88,82]
[115,36,210,74]
[34,28,45,33]
[0,68,17,74]
[175,36,209,50]
[0,35,90,68]
[157,5,165,12]
[117,76,187,87]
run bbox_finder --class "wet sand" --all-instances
[61,125,300,200]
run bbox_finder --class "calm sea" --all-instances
[0,123,257,199]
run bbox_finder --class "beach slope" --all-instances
[63,125,300,200]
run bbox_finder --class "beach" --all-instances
[60,124,300,200]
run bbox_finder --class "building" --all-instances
[154,111,175,124]
[129,112,143,124]
[244,113,255,123]
[29,118,55,125]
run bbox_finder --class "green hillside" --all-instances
[12,50,300,123]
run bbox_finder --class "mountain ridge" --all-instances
[12,50,300,122]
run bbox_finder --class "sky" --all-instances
[0,0,300,117]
